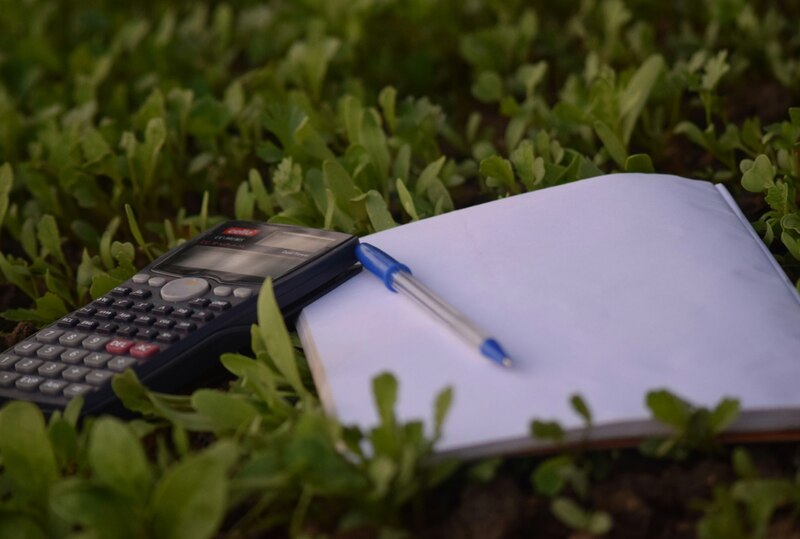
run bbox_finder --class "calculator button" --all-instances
[174,322,197,333]
[84,352,112,368]
[131,302,153,313]
[61,349,89,364]
[77,320,99,331]
[106,338,135,355]
[113,299,134,310]
[139,329,159,340]
[160,277,210,302]
[108,356,137,372]
[14,342,42,357]
[0,372,20,387]
[155,332,179,343]
[64,384,94,398]
[83,336,111,351]
[208,300,231,311]
[97,323,118,335]
[39,379,68,395]
[93,296,115,307]
[191,311,214,322]
[38,362,67,377]
[189,298,210,308]
[117,325,139,338]
[152,305,173,315]
[59,332,86,347]
[132,273,150,284]
[213,286,232,297]
[130,289,151,299]
[233,287,253,298]
[148,276,168,287]
[57,316,80,328]
[16,375,43,391]
[37,328,64,343]
[85,370,114,386]
[15,358,43,374]
[116,312,136,323]
[95,309,116,320]
[110,287,132,297]
[154,318,175,330]
[76,306,97,318]
[36,345,65,361]
[134,315,156,326]
[171,307,193,318]
[0,353,19,369]
[130,342,160,359]
[63,366,90,382]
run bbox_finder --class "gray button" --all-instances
[61,349,89,364]
[63,366,89,382]
[84,353,111,368]
[64,383,94,398]
[39,379,68,395]
[107,356,137,372]
[82,336,111,351]
[85,370,113,386]
[132,273,150,283]
[16,375,43,391]
[233,287,253,299]
[0,372,20,387]
[213,286,232,297]
[38,362,67,377]
[14,342,42,357]
[0,353,19,369]
[160,277,210,302]
[148,276,168,287]
[37,328,64,343]
[59,332,86,347]
[15,358,43,374]
[36,345,65,360]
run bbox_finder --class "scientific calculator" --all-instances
[0,221,359,414]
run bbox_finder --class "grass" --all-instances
[1,0,800,537]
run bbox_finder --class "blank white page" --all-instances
[298,174,800,456]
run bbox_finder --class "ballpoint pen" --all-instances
[355,242,512,368]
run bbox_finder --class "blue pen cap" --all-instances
[355,243,411,292]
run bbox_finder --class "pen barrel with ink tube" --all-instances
[355,243,511,367]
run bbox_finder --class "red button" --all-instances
[106,338,135,355]
[130,342,160,359]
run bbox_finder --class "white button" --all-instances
[148,276,168,287]
[213,286,232,297]
[160,278,210,302]
[132,273,150,284]
[233,287,252,299]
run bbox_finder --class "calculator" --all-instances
[0,221,359,414]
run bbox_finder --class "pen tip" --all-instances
[501,357,513,368]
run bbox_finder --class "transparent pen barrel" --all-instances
[393,272,488,348]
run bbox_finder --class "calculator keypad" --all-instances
[0,278,255,404]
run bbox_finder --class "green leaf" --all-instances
[709,398,740,433]
[510,140,541,190]
[362,190,396,232]
[378,86,397,133]
[88,417,152,502]
[433,386,453,440]
[234,182,255,220]
[3,292,69,324]
[257,278,306,396]
[50,481,139,539]
[472,71,504,103]
[593,120,627,167]
[373,372,398,430]
[0,163,13,236]
[360,109,390,183]
[190,390,259,432]
[530,419,565,443]
[551,497,590,530]
[645,389,693,431]
[0,515,46,539]
[569,394,593,425]
[702,50,730,91]
[248,169,273,216]
[620,54,664,144]
[187,96,232,138]
[150,442,237,539]
[480,155,518,193]
[396,178,419,220]
[624,153,655,173]
[141,117,166,192]
[532,455,571,496]
[37,214,66,267]
[741,154,775,192]
[0,401,58,500]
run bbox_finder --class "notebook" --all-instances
[296,173,800,458]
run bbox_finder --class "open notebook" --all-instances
[297,174,800,458]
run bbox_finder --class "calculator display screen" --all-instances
[154,225,341,283]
